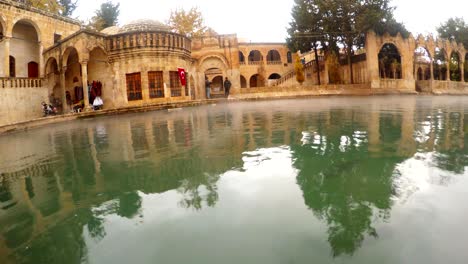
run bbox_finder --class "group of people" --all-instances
[63,81,104,113]
[205,76,231,99]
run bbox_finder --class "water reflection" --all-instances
[0,96,467,263]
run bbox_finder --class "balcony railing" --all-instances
[248,60,263,65]
[1,78,43,88]
[267,60,282,65]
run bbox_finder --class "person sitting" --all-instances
[71,99,84,113]
[93,96,103,110]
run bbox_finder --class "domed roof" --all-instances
[118,19,171,34]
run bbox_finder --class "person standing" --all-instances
[205,76,211,99]
[223,77,231,97]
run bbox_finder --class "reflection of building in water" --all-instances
[1,98,468,260]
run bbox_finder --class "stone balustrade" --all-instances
[107,31,191,52]
[267,60,282,65]
[1,78,43,88]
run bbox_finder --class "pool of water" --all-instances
[1,96,468,264]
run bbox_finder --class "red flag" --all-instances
[177,68,186,86]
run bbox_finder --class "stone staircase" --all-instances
[273,56,325,87]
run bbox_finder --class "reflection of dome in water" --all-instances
[118,19,171,33]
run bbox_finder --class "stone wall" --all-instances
[0,85,48,126]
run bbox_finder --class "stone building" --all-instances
[1,0,468,127]
[0,0,294,125]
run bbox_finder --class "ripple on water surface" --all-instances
[1,96,468,264]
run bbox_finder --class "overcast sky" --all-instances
[74,0,468,42]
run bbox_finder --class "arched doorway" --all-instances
[250,74,265,88]
[211,75,223,90]
[88,47,111,108]
[449,51,461,81]
[433,48,448,81]
[240,75,247,88]
[11,20,40,78]
[199,55,228,99]
[378,43,402,79]
[266,50,281,64]
[267,73,281,86]
[248,50,262,65]
[413,46,431,80]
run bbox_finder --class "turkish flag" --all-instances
[177,68,186,86]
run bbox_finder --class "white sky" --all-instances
[74,0,468,42]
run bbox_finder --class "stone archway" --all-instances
[449,51,462,82]
[11,20,40,77]
[198,54,229,99]
[87,47,112,108]
[433,48,448,81]
[250,74,265,88]
[266,50,281,64]
[248,50,263,65]
[413,46,431,81]
[378,43,402,79]
[45,57,61,109]
[63,46,82,111]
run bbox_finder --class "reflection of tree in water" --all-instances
[292,110,404,257]
[12,211,90,264]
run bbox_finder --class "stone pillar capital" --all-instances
[80,60,89,66]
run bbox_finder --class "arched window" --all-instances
[266,50,281,64]
[248,50,262,64]
[9,56,15,77]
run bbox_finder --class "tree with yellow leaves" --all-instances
[167,7,207,38]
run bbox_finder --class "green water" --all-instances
[1,96,468,264]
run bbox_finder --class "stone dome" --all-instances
[101,26,120,35]
[118,19,171,34]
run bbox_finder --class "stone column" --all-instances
[460,59,464,82]
[39,44,44,77]
[164,71,171,98]
[60,66,68,112]
[141,71,149,103]
[365,31,380,88]
[3,37,10,77]
[80,61,90,111]
[446,63,450,81]
[430,60,434,80]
